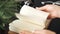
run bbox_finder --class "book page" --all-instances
[19,5,49,27]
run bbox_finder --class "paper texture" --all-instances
[9,5,49,33]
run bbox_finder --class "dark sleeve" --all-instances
[47,18,60,34]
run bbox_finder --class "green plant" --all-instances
[0,0,18,30]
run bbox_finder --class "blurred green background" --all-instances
[0,0,20,30]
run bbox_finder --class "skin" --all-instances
[36,5,60,19]
[19,30,56,34]
[19,30,32,34]
[33,30,56,34]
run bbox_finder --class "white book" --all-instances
[9,5,49,33]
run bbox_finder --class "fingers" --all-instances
[36,5,53,12]
[19,30,56,34]
[33,30,56,34]
[36,5,58,19]
[36,5,51,19]
[19,30,32,34]
[36,6,47,11]
[36,5,50,12]
[33,30,42,34]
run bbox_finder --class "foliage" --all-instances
[0,0,19,30]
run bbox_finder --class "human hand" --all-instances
[19,30,33,34]
[36,5,60,19]
[33,30,56,34]
[19,30,56,34]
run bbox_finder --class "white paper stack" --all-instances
[9,5,49,33]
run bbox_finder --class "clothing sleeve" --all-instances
[47,18,60,34]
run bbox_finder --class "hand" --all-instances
[19,30,56,34]
[19,30,33,34]
[36,5,60,19]
[33,30,56,34]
